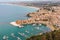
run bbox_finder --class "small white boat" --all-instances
[18,25,24,28]
[3,35,8,40]
[39,33,43,35]
[17,37,21,40]
[3,35,6,39]
[39,24,42,26]
[32,24,36,26]
[18,32,28,37]
[11,33,15,37]
[18,32,23,36]
[18,32,25,36]
[35,27,40,30]
[25,30,29,33]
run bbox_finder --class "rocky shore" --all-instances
[11,6,60,31]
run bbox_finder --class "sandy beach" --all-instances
[0,3,39,10]
[10,22,24,28]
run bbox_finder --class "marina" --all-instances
[11,6,60,31]
[0,4,50,40]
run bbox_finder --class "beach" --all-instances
[0,3,39,10]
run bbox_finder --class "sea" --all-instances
[0,4,50,40]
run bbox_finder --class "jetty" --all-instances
[11,6,60,31]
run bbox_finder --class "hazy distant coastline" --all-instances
[0,1,60,8]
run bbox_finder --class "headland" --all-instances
[10,5,60,31]
[8,3,60,31]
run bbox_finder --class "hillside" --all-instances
[26,30,60,40]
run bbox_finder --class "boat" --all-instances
[3,35,8,40]
[18,25,24,28]
[39,24,42,26]
[17,37,21,40]
[18,32,28,37]
[32,24,36,26]
[35,27,40,30]
[25,30,29,33]
[11,33,15,37]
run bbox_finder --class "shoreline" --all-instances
[3,3,40,28]
[10,22,24,28]
[8,3,59,31]
[10,22,19,26]
[0,3,39,10]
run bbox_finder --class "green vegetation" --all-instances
[26,30,60,40]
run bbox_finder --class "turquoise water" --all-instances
[0,4,50,40]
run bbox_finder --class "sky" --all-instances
[0,0,60,2]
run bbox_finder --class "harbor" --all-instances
[0,4,51,40]
[11,6,60,31]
